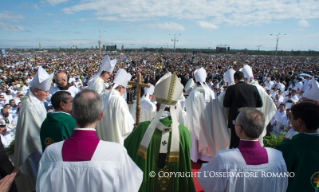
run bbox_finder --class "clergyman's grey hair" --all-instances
[236,108,265,139]
[72,89,103,127]
[51,91,71,110]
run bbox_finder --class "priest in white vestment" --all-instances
[241,65,277,144]
[98,69,135,145]
[36,89,143,192]
[185,68,229,162]
[198,108,288,192]
[88,55,117,96]
[90,56,117,138]
[13,67,53,192]
[130,84,156,123]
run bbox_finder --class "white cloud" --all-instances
[298,20,309,27]
[0,11,24,22]
[47,0,68,6]
[61,0,319,26]
[145,22,185,31]
[0,22,29,32]
[34,4,39,10]
[198,21,218,30]
[47,13,53,16]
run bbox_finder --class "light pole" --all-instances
[169,33,181,58]
[257,45,261,51]
[270,33,286,59]
[98,30,106,57]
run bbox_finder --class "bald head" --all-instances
[56,71,68,87]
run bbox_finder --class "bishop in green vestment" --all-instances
[125,72,195,192]
[276,102,319,192]
[124,116,195,192]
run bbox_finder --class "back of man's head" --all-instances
[291,102,319,131]
[234,71,245,81]
[51,91,71,111]
[72,89,103,127]
[236,108,265,139]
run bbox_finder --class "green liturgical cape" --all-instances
[40,112,76,152]
[276,133,319,192]
[124,117,195,192]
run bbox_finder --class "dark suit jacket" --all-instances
[223,81,263,129]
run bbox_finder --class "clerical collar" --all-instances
[74,128,96,131]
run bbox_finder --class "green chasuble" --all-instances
[40,112,76,152]
[276,133,319,192]
[124,117,195,192]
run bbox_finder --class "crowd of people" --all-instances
[0,51,319,192]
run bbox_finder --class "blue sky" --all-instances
[0,0,319,50]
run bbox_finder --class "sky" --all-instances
[0,0,319,51]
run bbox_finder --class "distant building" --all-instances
[39,43,42,50]
[121,45,124,50]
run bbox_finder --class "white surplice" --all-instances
[36,140,143,192]
[98,90,135,145]
[185,86,229,162]
[130,96,156,123]
[198,148,288,192]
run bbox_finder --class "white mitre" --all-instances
[30,66,53,91]
[194,67,214,101]
[242,64,254,83]
[113,69,131,88]
[137,72,183,162]
[223,68,235,85]
[104,69,131,108]
[144,84,155,96]
[303,78,319,102]
[89,55,117,88]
